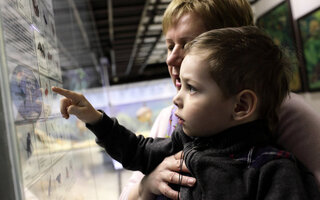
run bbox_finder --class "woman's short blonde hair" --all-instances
[162,0,254,34]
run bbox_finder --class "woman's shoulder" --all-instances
[159,104,175,117]
[150,105,177,138]
[277,92,320,186]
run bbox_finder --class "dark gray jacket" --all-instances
[87,112,320,200]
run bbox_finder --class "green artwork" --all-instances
[299,8,320,90]
[257,2,302,92]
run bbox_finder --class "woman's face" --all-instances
[165,13,207,90]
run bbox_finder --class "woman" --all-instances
[120,0,320,199]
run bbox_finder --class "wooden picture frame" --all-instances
[256,1,304,92]
[297,7,320,91]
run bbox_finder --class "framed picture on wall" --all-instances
[256,1,303,92]
[298,7,320,91]
[248,0,258,4]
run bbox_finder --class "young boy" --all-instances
[53,26,320,199]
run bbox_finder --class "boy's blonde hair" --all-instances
[185,26,292,131]
[162,0,254,34]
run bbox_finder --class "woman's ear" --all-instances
[232,89,258,121]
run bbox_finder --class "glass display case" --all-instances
[0,0,178,199]
[0,0,108,199]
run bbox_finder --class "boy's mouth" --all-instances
[175,113,184,125]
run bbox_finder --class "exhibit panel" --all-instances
[0,0,103,199]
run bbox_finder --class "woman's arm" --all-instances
[277,93,320,187]
[122,153,193,200]
[136,151,194,200]
[119,171,144,200]
[120,106,196,200]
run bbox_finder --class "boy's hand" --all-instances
[51,87,102,124]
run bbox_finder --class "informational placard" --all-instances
[0,0,79,199]
[1,3,37,69]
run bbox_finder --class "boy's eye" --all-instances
[187,84,197,94]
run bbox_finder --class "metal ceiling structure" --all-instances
[52,0,258,88]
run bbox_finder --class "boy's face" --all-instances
[173,54,235,137]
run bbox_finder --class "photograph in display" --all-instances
[52,160,68,200]
[39,75,52,118]
[34,120,53,172]
[27,168,56,199]
[256,1,303,92]
[34,30,48,74]
[45,118,70,162]
[31,0,42,30]
[298,7,320,90]
[9,64,43,121]
[15,123,40,186]
[41,2,55,39]
[50,155,75,199]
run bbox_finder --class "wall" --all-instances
[252,0,320,112]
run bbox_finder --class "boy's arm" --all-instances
[86,111,183,174]
[51,87,182,174]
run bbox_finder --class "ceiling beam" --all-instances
[125,0,150,75]
[108,0,117,76]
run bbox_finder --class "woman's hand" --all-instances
[138,151,196,200]
[51,87,102,124]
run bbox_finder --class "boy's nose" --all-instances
[173,92,182,108]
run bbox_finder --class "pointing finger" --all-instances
[52,87,82,102]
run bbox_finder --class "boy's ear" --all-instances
[232,89,258,121]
